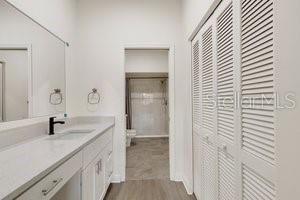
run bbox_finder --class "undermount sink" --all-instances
[63,129,96,134]
[48,129,95,140]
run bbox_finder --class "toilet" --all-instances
[126,129,137,147]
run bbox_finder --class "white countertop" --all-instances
[0,121,114,200]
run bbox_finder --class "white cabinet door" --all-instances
[82,152,105,200]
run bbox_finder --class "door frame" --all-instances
[0,44,33,120]
[123,44,176,181]
[0,61,4,122]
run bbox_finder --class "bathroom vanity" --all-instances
[0,116,114,200]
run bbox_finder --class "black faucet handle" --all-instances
[49,117,57,122]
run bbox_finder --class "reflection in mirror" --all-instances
[0,0,66,122]
[0,47,29,122]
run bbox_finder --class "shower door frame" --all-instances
[123,44,176,181]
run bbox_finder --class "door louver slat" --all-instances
[217,3,234,142]
[192,41,201,130]
[202,26,214,132]
[203,140,216,200]
[218,150,235,200]
[241,0,275,165]
[242,165,276,200]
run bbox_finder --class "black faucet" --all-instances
[49,117,65,135]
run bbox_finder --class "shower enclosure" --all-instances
[126,76,169,137]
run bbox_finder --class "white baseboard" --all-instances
[135,135,169,138]
[111,174,122,183]
[182,176,193,195]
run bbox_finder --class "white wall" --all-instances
[125,50,169,73]
[182,0,213,38]
[70,0,186,182]
[181,0,214,194]
[275,0,300,199]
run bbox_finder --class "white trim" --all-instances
[110,174,122,183]
[188,0,222,41]
[0,61,4,122]
[183,176,194,195]
[135,135,169,139]
[124,44,170,50]
[167,45,176,181]
[123,43,176,182]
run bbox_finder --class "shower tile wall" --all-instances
[130,78,168,137]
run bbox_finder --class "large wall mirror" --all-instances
[0,0,66,122]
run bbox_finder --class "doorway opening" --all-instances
[124,47,175,182]
[125,73,169,180]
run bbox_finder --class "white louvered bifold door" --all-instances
[201,25,214,134]
[242,165,276,200]
[192,38,202,199]
[191,0,277,199]
[241,0,275,164]
[216,1,234,144]
[215,1,238,200]
[218,149,235,200]
[192,40,201,133]
[240,0,276,199]
[202,139,217,200]
[201,22,217,200]
[199,16,218,200]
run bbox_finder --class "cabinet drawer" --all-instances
[83,128,112,169]
[17,152,82,200]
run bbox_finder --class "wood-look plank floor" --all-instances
[104,180,196,200]
[104,138,196,200]
[126,138,169,180]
